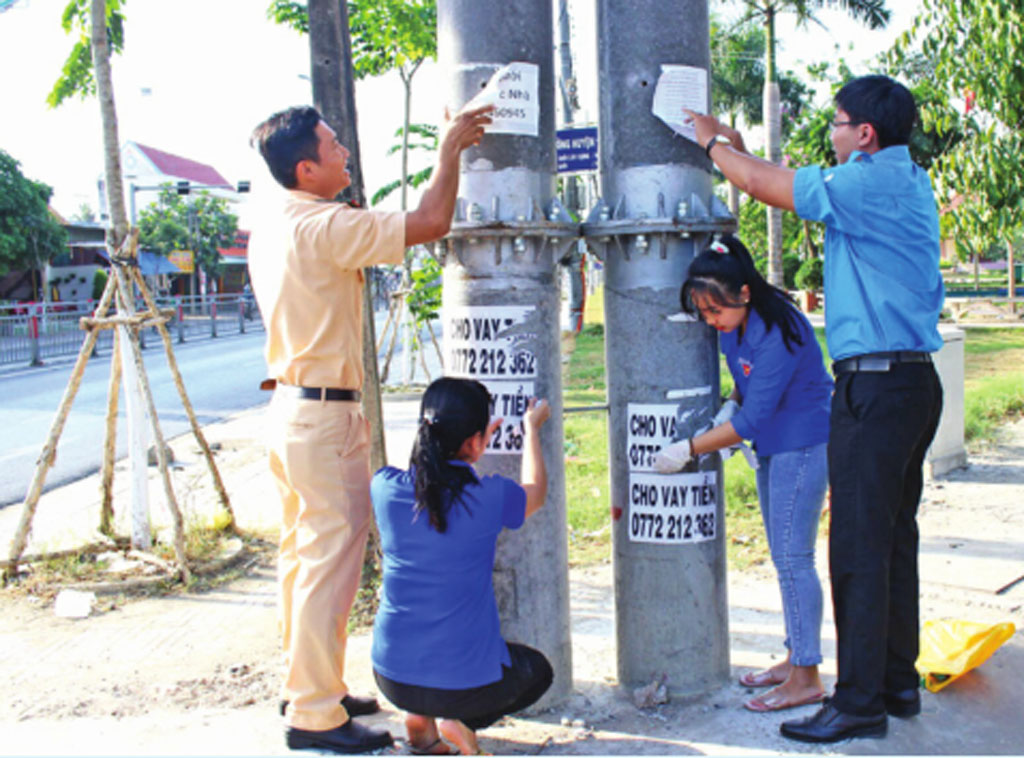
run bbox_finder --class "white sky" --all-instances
[0,0,920,228]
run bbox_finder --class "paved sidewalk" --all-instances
[1,405,1022,755]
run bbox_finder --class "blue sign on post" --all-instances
[556,126,599,174]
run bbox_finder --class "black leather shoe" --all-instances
[884,688,921,718]
[280,694,381,718]
[285,719,393,754]
[781,701,887,743]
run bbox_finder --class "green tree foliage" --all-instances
[710,14,809,137]
[371,123,437,206]
[794,256,823,290]
[47,0,126,107]
[407,254,441,329]
[72,203,97,223]
[0,149,69,292]
[270,0,436,211]
[728,0,890,52]
[736,188,803,268]
[270,0,435,77]
[889,0,1024,267]
[725,0,890,285]
[136,187,238,279]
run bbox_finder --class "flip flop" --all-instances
[409,738,458,755]
[738,669,787,688]
[743,689,826,713]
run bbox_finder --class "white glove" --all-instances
[713,399,740,427]
[723,441,759,470]
[652,439,693,474]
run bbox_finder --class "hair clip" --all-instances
[709,238,729,255]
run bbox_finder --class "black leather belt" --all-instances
[832,351,932,375]
[276,384,361,402]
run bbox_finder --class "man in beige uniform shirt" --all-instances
[248,103,492,754]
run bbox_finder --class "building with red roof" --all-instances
[95,142,249,294]
[97,141,240,223]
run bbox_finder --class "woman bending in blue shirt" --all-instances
[371,377,553,755]
[654,235,833,713]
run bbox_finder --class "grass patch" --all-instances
[959,330,1024,444]
[152,509,237,567]
[721,454,768,572]
[963,328,1024,356]
[965,370,1024,443]
[563,323,612,565]
[32,551,112,585]
[2,509,270,605]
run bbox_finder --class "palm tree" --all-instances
[728,0,890,286]
[711,15,810,216]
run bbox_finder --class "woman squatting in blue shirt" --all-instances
[653,234,834,713]
[370,377,553,755]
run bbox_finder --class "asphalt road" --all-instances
[0,331,268,507]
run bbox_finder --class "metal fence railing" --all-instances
[0,294,263,369]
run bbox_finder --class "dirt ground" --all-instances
[1,410,1022,755]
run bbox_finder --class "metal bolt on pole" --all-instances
[584,0,736,697]
[438,0,577,708]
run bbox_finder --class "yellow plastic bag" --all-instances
[916,619,1016,692]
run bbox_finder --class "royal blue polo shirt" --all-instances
[793,146,945,361]
[722,307,832,456]
[370,462,526,689]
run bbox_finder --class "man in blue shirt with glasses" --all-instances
[687,75,944,743]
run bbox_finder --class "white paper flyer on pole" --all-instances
[463,62,540,137]
[651,64,708,143]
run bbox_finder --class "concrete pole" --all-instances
[437,0,575,707]
[116,309,151,549]
[586,0,734,696]
[556,0,586,334]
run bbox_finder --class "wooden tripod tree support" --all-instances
[3,231,235,584]
[376,288,443,386]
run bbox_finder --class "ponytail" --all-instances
[681,234,805,352]
[410,378,491,533]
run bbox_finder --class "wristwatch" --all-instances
[705,134,730,159]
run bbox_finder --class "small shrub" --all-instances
[795,257,824,291]
[92,268,108,300]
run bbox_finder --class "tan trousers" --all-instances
[267,392,371,731]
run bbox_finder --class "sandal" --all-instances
[739,668,787,688]
[409,738,457,755]
[743,688,826,712]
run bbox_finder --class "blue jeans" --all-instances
[755,443,828,667]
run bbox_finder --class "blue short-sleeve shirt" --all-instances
[722,307,832,455]
[793,146,945,361]
[370,462,526,689]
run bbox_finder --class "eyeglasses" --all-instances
[831,120,864,129]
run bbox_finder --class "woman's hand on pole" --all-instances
[521,398,550,518]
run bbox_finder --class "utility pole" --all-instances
[556,0,587,334]
[438,0,576,707]
[584,0,735,696]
